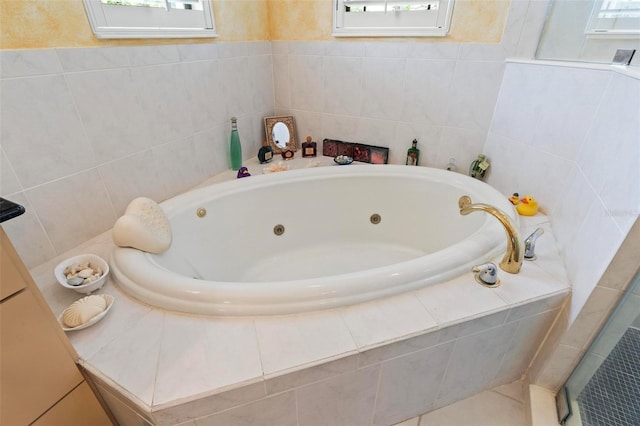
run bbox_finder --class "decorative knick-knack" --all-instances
[469,154,490,180]
[406,139,420,166]
[280,142,295,160]
[229,117,242,171]
[302,136,317,157]
[258,140,273,164]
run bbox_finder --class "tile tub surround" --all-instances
[28,165,570,425]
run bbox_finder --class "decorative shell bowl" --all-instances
[58,294,114,331]
[55,254,109,294]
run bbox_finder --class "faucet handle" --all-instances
[472,262,500,288]
[524,227,544,261]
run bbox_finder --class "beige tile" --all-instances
[532,344,583,392]
[195,392,296,426]
[420,388,524,426]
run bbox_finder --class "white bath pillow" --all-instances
[113,197,172,254]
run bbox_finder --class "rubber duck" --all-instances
[516,195,538,216]
[509,192,520,205]
[236,167,251,179]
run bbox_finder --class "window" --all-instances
[83,0,217,39]
[333,0,455,37]
[586,0,640,35]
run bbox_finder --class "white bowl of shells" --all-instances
[55,254,109,294]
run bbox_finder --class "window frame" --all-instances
[83,0,218,39]
[332,0,455,37]
[585,0,640,36]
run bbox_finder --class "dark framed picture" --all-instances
[352,144,371,163]
[322,139,339,157]
[370,146,389,164]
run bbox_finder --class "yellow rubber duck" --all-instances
[508,192,520,205]
[516,195,538,216]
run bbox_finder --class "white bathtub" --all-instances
[111,165,517,315]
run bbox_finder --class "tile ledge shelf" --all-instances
[29,158,571,424]
[506,58,640,80]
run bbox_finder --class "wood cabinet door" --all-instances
[32,381,112,426]
[0,229,27,300]
[0,290,84,426]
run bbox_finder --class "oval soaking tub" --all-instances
[111,165,517,316]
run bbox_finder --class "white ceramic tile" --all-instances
[505,291,567,323]
[254,310,357,375]
[297,365,380,426]
[177,43,219,61]
[578,73,640,233]
[530,67,610,161]
[458,44,507,62]
[66,68,153,161]
[373,342,454,426]
[341,294,437,349]
[288,55,323,112]
[434,126,487,173]
[409,42,460,60]
[392,122,443,167]
[354,117,397,148]
[192,125,230,182]
[66,282,153,360]
[421,388,524,426]
[265,354,358,395]
[483,132,531,198]
[195,392,296,426]
[218,56,254,118]
[358,329,441,367]
[0,192,56,268]
[489,62,550,143]
[393,416,419,426]
[288,41,325,56]
[217,42,249,59]
[323,41,366,57]
[180,60,227,132]
[273,55,291,109]
[0,49,63,77]
[436,321,519,407]
[322,114,360,141]
[560,285,620,350]
[129,45,181,66]
[26,169,116,254]
[248,54,275,118]
[492,380,525,403]
[152,138,205,199]
[322,56,363,116]
[414,275,507,326]
[401,59,456,126]
[494,310,558,385]
[97,150,169,216]
[87,309,165,406]
[446,60,505,131]
[360,57,406,120]
[0,75,96,188]
[290,110,323,145]
[364,41,412,58]
[438,309,510,343]
[96,384,153,426]
[0,147,22,196]
[56,46,132,71]
[270,41,288,55]
[532,343,582,390]
[492,266,568,309]
[130,63,195,145]
[153,315,262,406]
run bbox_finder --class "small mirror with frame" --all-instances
[264,116,297,154]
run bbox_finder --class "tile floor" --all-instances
[394,381,526,426]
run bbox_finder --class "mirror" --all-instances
[264,116,297,154]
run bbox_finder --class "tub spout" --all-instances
[458,195,523,274]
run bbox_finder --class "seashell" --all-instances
[66,276,84,286]
[78,268,94,278]
[62,295,107,328]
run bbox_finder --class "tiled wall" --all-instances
[0,42,275,267]
[485,62,640,323]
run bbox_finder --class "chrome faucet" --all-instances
[472,262,500,287]
[458,195,523,274]
[524,227,544,260]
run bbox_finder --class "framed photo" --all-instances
[370,146,389,164]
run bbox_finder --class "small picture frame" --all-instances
[370,146,389,164]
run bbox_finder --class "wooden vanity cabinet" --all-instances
[0,227,113,425]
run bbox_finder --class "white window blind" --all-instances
[333,0,455,37]
[83,0,217,39]
[586,0,640,35]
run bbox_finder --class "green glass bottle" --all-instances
[406,139,420,166]
[230,117,242,171]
